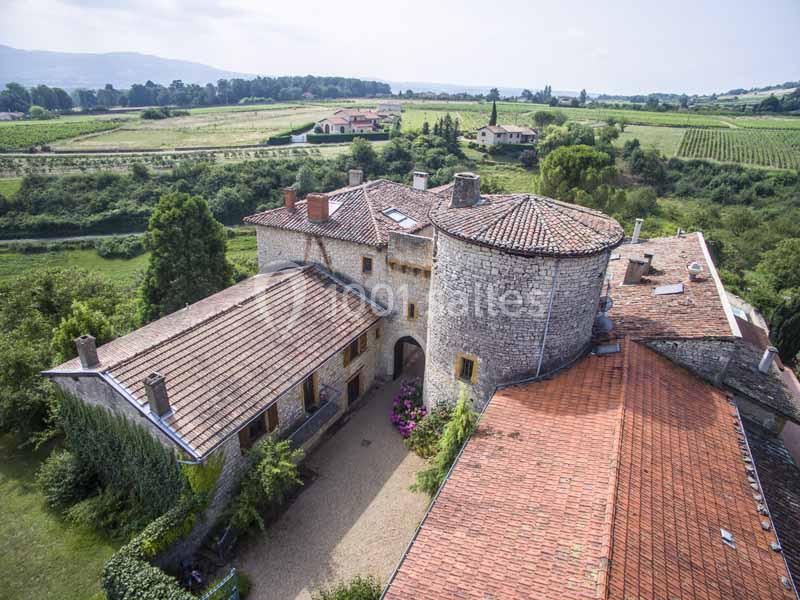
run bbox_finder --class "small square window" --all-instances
[455,353,478,384]
[362,256,373,274]
[407,303,416,320]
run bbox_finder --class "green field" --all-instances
[401,100,800,132]
[0,435,118,600]
[0,178,22,197]
[0,118,126,150]
[613,125,688,157]
[54,104,340,150]
[677,128,800,170]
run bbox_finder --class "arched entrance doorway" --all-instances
[393,336,424,380]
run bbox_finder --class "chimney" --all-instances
[758,347,779,374]
[143,372,171,417]
[307,193,329,223]
[348,169,364,186]
[412,171,429,191]
[450,172,481,208]
[631,218,644,244]
[676,227,685,238]
[75,335,99,369]
[283,187,296,212]
[643,252,654,273]
[623,258,649,284]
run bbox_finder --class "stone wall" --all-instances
[424,232,610,410]
[255,225,433,380]
[643,338,738,386]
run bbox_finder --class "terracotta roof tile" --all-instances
[429,193,624,257]
[47,267,380,457]
[385,340,796,599]
[244,180,437,247]
[607,233,739,338]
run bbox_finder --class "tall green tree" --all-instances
[489,100,498,126]
[141,192,232,321]
[771,292,800,364]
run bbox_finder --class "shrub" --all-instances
[65,486,150,540]
[95,235,146,259]
[36,449,95,512]
[405,402,453,459]
[389,379,425,438]
[230,437,303,532]
[312,576,382,600]
[306,132,389,144]
[412,390,477,497]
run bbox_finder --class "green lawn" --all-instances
[0,435,118,600]
[0,178,22,198]
[0,234,258,286]
[614,125,687,157]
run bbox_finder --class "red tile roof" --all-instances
[430,193,624,257]
[244,179,438,247]
[46,267,380,457]
[385,340,796,599]
[607,233,740,338]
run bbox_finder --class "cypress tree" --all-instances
[771,293,800,363]
[489,100,498,126]
[141,192,232,321]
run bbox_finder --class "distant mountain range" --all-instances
[0,44,251,89]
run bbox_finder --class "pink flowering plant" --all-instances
[390,378,425,438]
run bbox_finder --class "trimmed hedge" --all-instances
[266,136,291,146]
[272,121,316,137]
[306,132,389,144]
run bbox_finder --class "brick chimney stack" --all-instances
[283,187,296,212]
[413,171,429,191]
[623,258,649,284]
[349,169,364,186]
[144,372,171,418]
[75,334,99,369]
[631,218,644,244]
[307,193,330,223]
[450,172,481,208]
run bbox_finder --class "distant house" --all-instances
[317,109,382,134]
[476,124,537,146]
[377,102,403,114]
[0,112,24,122]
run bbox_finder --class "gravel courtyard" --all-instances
[235,366,430,599]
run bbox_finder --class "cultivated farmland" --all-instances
[0,118,125,150]
[676,129,800,170]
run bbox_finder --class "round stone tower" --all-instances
[424,173,624,409]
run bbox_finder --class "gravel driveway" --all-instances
[235,363,430,599]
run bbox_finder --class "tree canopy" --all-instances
[140,192,233,321]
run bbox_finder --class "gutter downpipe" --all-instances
[535,259,561,378]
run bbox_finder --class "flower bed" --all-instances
[390,379,425,438]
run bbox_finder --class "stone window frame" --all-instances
[362,255,373,274]
[342,332,369,367]
[407,302,418,320]
[455,352,479,384]
[238,401,279,451]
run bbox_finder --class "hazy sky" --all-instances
[1,0,798,94]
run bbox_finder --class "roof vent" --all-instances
[143,372,171,418]
[623,258,649,284]
[348,169,364,187]
[687,261,703,281]
[594,342,620,355]
[75,334,99,369]
[720,528,736,548]
[307,193,329,223]
[630,218,643,244]
[758,346,779,374]
[413,171,429,191]
[450,172,481,208]
[676,227,685,238]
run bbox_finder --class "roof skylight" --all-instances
[383,208,417,228]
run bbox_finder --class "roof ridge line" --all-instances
[548,198,613,243]
[361,182,382,244]
[106,269,310,372]
[473,196,528,240]
[596,336,631,598]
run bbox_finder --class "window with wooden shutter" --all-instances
[238,427,251,451]
[358,333,367,353]
[343,345,351,367]
[267,404,279,433]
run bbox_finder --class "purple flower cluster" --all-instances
[390,378,426,438]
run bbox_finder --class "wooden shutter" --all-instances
[358,333,367,353]
[238,427,251,451]
[343,346,351,367]
[267,404,279,433]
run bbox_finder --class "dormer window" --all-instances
[383,208,417,228]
